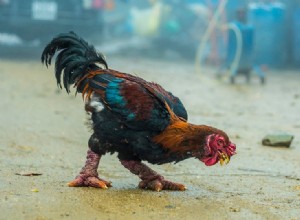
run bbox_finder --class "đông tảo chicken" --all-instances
[41,32,236,191]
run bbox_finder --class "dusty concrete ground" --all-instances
[0,57,299,220]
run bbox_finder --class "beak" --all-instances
[218,152,230,165]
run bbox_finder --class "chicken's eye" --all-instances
[217,139,223,146]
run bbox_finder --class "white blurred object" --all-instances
[0,0,9,4]
[31,1,58,20]
[195,0,228,74]
[0,33,23,46]
[97,37,151,55]
[83,0,93,9]
[130,2,163,37]
[187,3,210,20]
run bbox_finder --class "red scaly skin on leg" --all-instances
[68,149,111,188]
[120,160,186,192]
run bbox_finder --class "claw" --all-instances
[139,179,186,191]
[85,176,109,189]
[165,183,186,191]
[68,175,112,189]
[120,160,186,192]
[148,180,163,192]
[163,180,186,191]
[68,178,84,187]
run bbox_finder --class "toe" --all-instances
[163,181,186,191]
[68,175,112,189]
[99,178,112,187]
[68,177,84,187]
[138,179,186,191]
[178,184,187,191]
[85,177,109,189]
[138,180,147,189]
[139,180,163,191]
[147,180,163,192]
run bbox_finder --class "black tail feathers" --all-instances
[41,32,108,93]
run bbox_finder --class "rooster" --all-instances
[41,32,236,191]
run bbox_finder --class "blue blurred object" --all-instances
[226,0,249,21]
[248,2,287,68]
[227,21,254,70]
[225,21,265,84]
[293,8,300,67]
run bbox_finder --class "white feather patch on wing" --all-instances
[87,94,103,112]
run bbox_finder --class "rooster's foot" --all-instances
[120,160,186,192]
[138,178,186,192]
[68,175,112,189]
[69,149,111,188]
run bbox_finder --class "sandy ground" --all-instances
[0,56,299,220]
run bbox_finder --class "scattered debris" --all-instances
[285,176,300,181]
[262,133,294,147]
[10,142,35,152]
[229,207,241,212]
[31,188,39,192]
[234,134,241,139]
[16,172,42,176]
[164,205,176,209]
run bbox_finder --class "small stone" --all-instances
[262,133,294,147]
[165,205,176,209]
[15,172,42,176]
[31,188,39,192]
[229,207,240,212]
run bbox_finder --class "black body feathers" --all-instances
[41,32,190,164]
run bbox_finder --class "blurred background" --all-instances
[0,0,300,74]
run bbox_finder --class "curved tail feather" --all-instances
[41,32,108,93]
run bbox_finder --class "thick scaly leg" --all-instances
[120,160,186,192]
[68,149,111,189]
